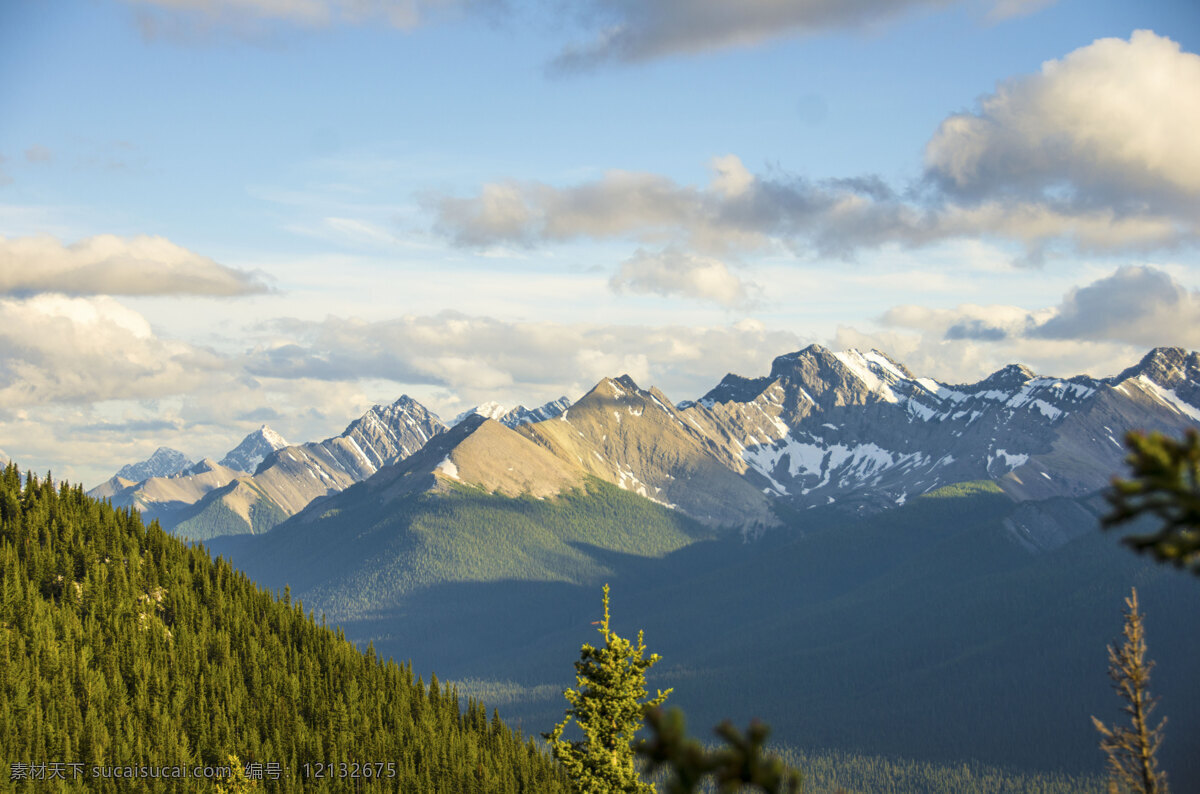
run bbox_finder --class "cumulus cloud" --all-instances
[869,265,1200,381]
[609,247,759,308]
[0,234,271,297]
[1032,266,1200,346]
[246,311,801,404]
[435,32,1200,265]
[430,154,929,258]
[882,302,1043,338]
[0,295,228,405]
[925,30,1200,210]
[432,170,706,249]
[550,0,1023,70]
[829,322,1141,384]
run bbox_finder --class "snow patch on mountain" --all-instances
[988,449,1029,472]
[219,425,289,473]
[743,434,927,493]
[452,397,571,428]
[116,447,193,482]
[1136,375,1200,422]
[833,350,899,403]
[435,456,460,480]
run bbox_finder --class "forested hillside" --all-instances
[0,463,567,792]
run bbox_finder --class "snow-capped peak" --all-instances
[451,397,572,428]
[452,402,510,426]
[832,349,901,403]
[219,425,290,474]
[116,447,194,483]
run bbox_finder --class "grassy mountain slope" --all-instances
[212,475,715,620]
[0,463,567,792]
[216,478,1199,790]
[172,476,291,541]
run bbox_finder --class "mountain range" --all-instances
[89,345,1200,550]
[93,346,1200,543]
[115,445,193,481]
[89,345,1200,786]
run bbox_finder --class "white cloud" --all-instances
[856,265,1200,382]
[0,295,227,406]
[829,322,1141,384]
[880,265,1200,349]
[925,30,1200,208]
[609,247,759,308]
[0,234,271,297]
[1032,266,1200,347]
[246,310,802,405]
[430,154,915,258]
[434,33,1200,265]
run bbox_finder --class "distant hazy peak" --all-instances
[963,363,1038,391]
[451,401,510,426]
[451,396,572,428]
[115,447,193,483]
[219,425,290,473]
[1112,347,1197,387]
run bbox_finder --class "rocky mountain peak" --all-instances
[970,363,1037,391]
[116,447,193,483]
[768,344,833,379]
[1113,347,1197,388]
[614,374,640,392]
[452,397,572,428]
[452,402,509,426]
[219,425,290,473]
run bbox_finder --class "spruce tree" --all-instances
[1091,588,1169,794]
[544,584,670,793]
[1104,429,1200,574]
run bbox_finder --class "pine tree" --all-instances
[544,584,670,793]
[1091,588,1169,794]
[1104,429,1200,574]
[637,707,802,794]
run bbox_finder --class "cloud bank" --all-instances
[0,234,271,297]
[246,312,801,404]
[609,247,759,308]
[925,30,1200,212]
[433,32,1200,267]
[0,295,227,406]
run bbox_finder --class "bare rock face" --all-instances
[135,396,447,539]
[89,345,1200,542]
[681,344,1200,515]
[218,426,289,474]
[451,397,571,428]
[519,375,778,532]
[115,447,194,482]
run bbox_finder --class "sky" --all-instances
[1,0,1199,486]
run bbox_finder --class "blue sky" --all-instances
[1,0,1199,484]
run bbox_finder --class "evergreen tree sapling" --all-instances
[637,707,802,794]
[544,584,671,793]
[1091,588,1169,794]
[1104,429,1200,574]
